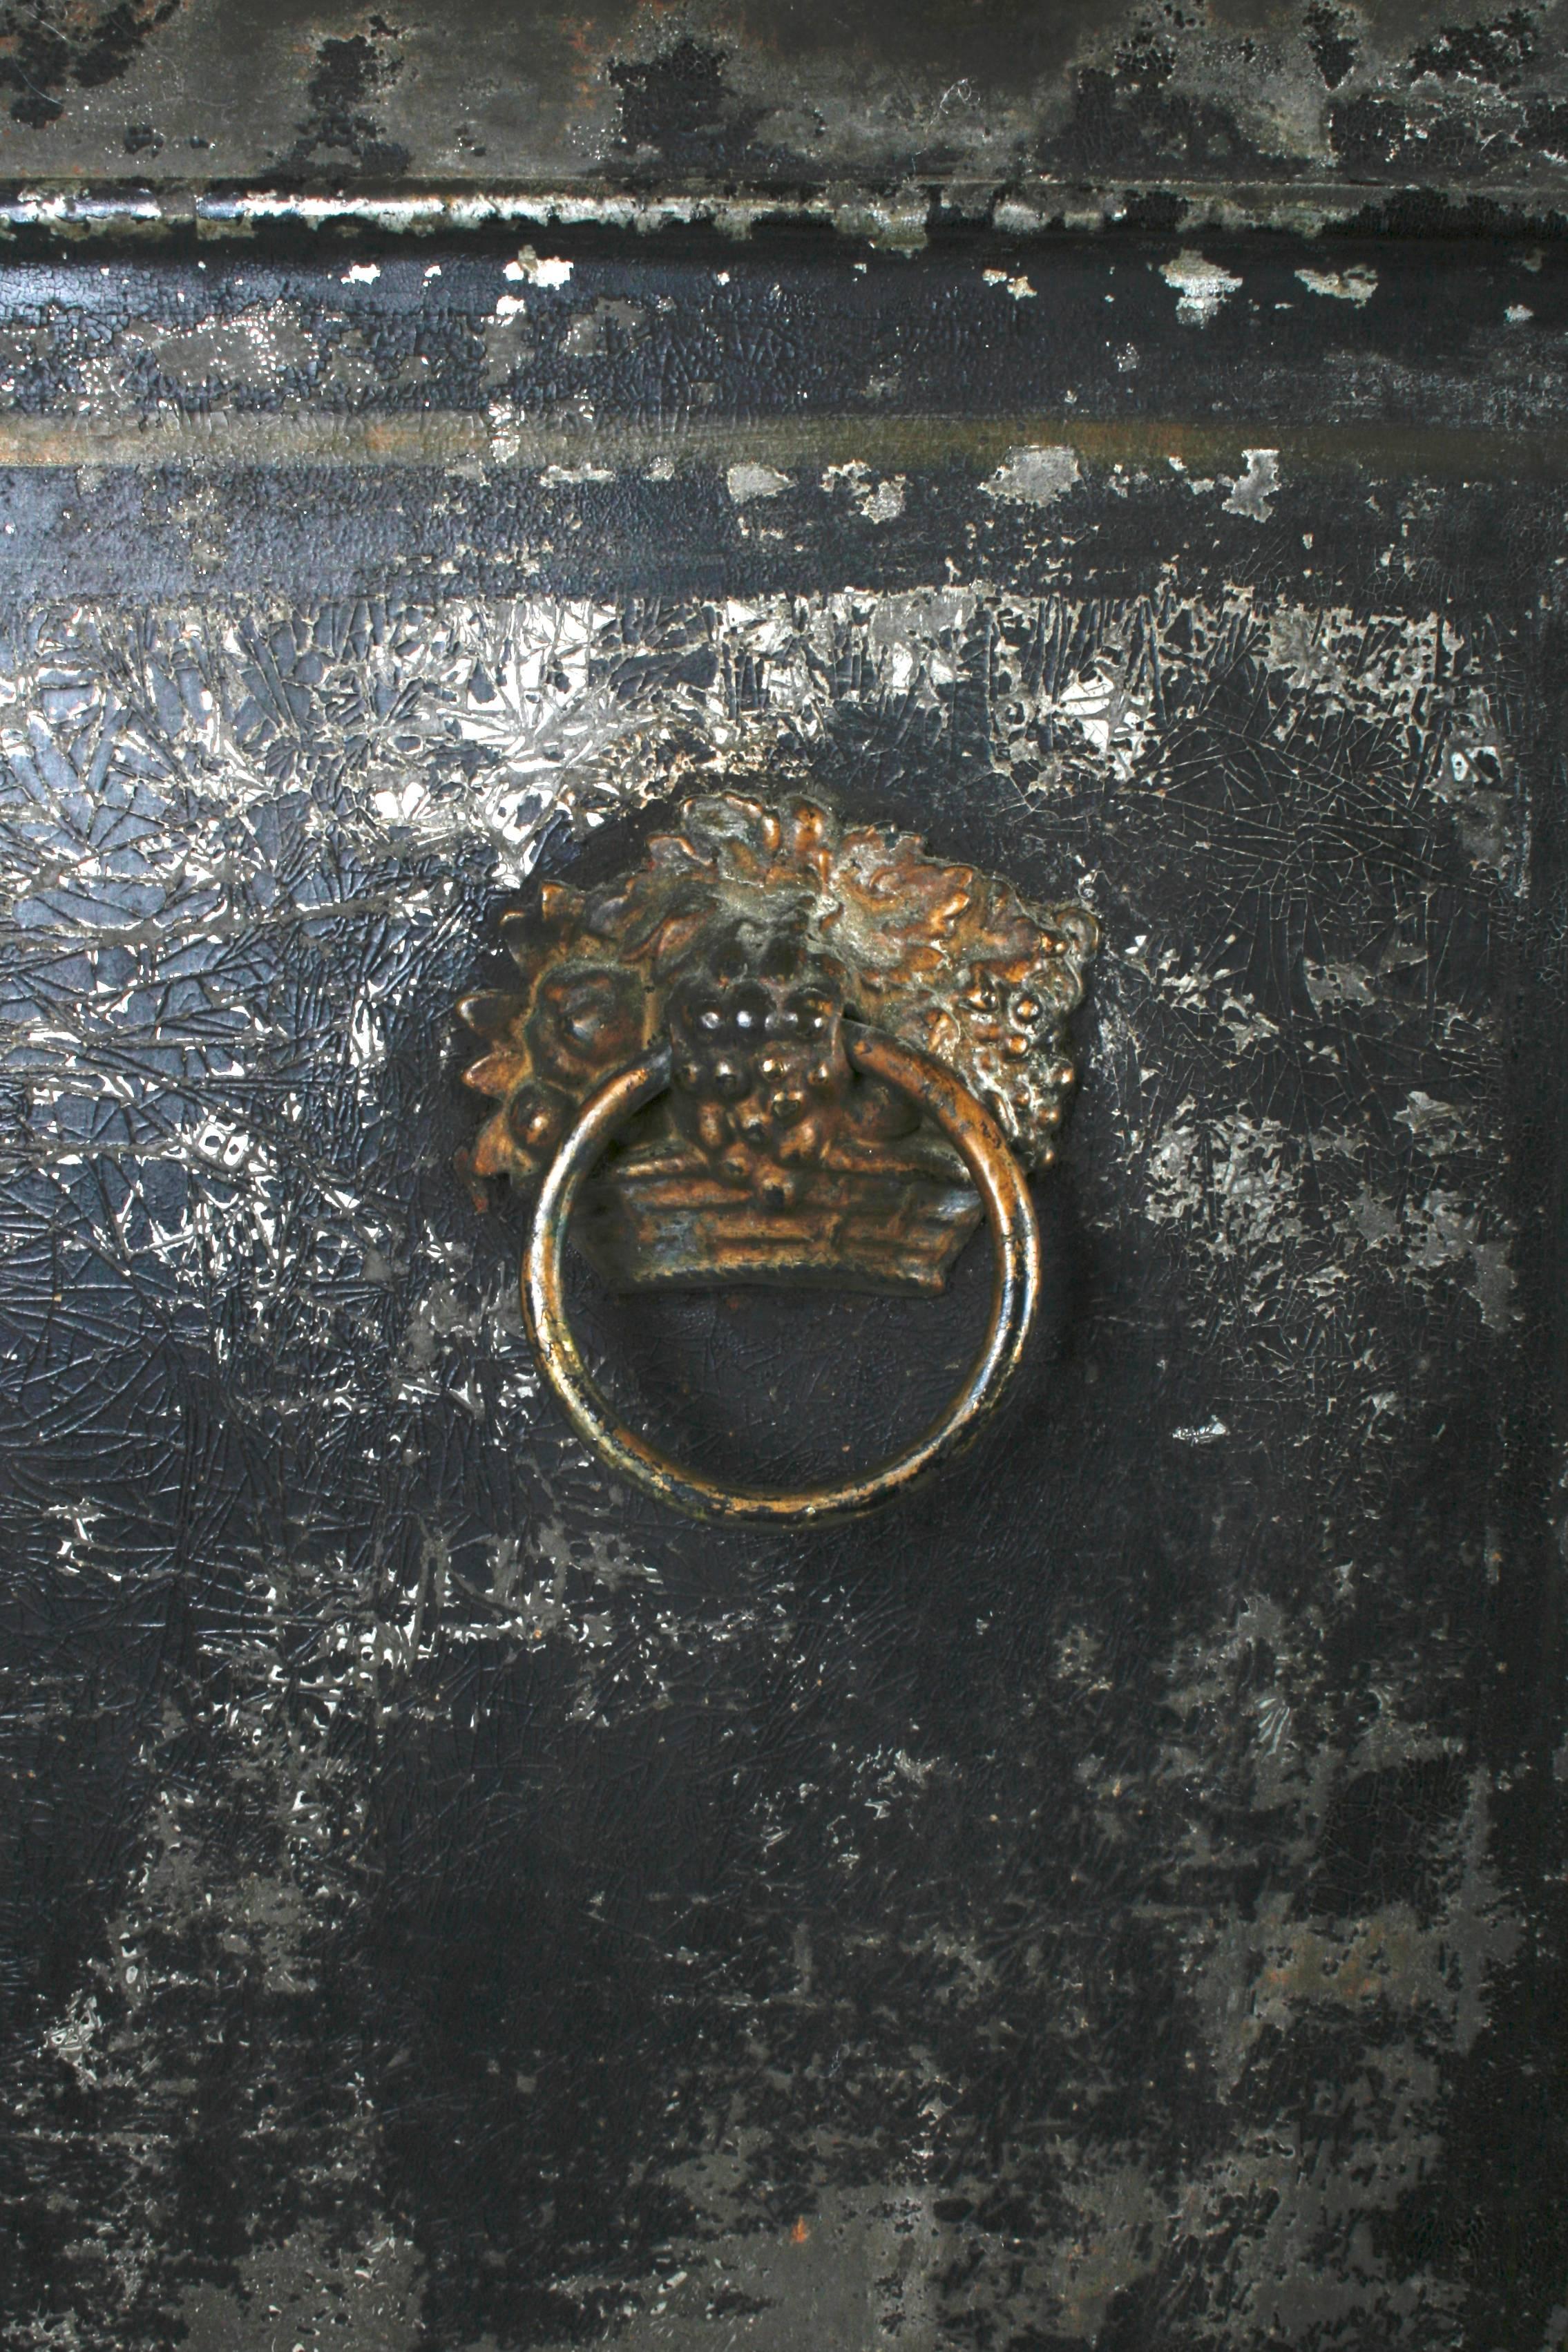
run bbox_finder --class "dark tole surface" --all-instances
[0,229,1564,2350]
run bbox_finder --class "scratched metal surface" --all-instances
[0,233,1565,2350]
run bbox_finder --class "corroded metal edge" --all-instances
[0,179,1562,245]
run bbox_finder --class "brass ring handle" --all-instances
[520,1024,1042,1526]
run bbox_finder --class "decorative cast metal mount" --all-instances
[457,791,1096,1523]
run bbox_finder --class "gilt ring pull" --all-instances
[457,789,1097,1523]
[521,1026,1041,1526]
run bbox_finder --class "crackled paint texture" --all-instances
[0,234,1565,2351]
[1,568,1562,2348]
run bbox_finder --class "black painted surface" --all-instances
[0,229,1563,2349]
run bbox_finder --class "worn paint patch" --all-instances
[1159,249,1244,325]
[1297,264,1379,305]
[505,247,574,287]
[983,443,1081,505]
[821,459,907,522]
[726,461,792,502]
[178,2228,424,2351]
[1222,447,1281,519]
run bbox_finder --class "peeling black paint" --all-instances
[610,38,769,181]
[1410,9,1539,88]
[1040,48,1297,184]
[1306,1,1360,92]
[274,20,411,184]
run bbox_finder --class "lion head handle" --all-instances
[457,792,1098,1205]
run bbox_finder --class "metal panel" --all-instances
[0,202,1564,2352]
